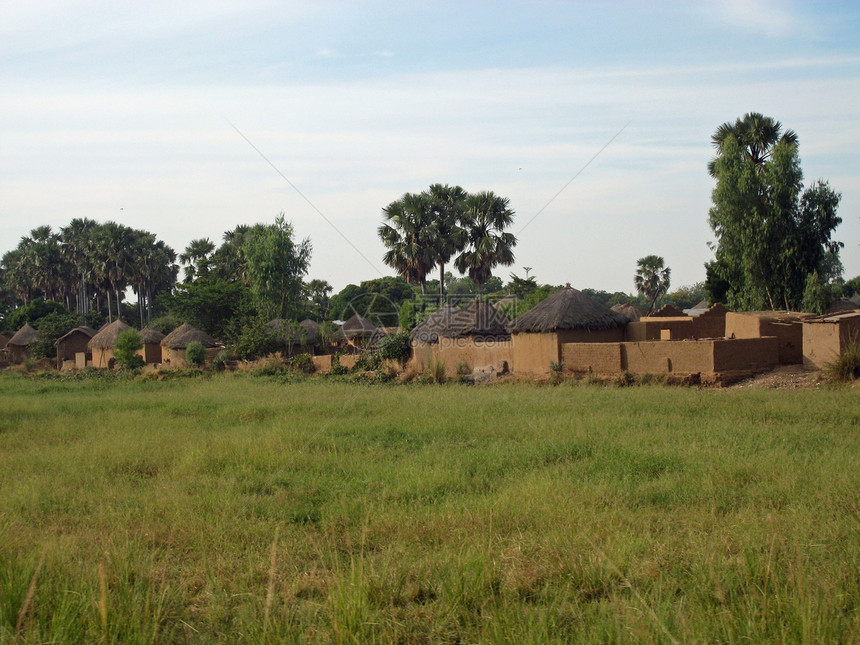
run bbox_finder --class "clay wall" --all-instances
[90,347,114,369]
[561,343,622,374]
[139,342,162,364]
[803,315,860,369]
[562,337,778,376]
[625,317,694,341]
[691,305,728,338]
[712,337,779,372]
[725,312,805,364]
[8,345,29,364]
[409,338,513,377]
[512,333,561,376]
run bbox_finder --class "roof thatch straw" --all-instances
[851,294,860,306]
[160,323,195,348]
[691,299,709,310]
[88,320,132,349]
[649,304,686,318]
[511,286,627,333]
[410,304,460,343]
[55,326,96,345]
[266,318,320,345]
[165,326,216,349]
[611,302,648,322]
[8,323,39,347]
[139,327,165,344]
[441,300,511,338]
[341,313,382,340]
[828,298,859,314]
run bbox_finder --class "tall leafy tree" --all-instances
[708,112,798,177]
[634,255,671,313]
[455,191,517,298]
[708,115,842,310]
[243,215,312,320]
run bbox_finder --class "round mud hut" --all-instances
[139,327,166,364]
[7,323,39,364]
[88,320,132,368]
[510,285,629,376]
[161,324,217,366]
[55,326,96,369]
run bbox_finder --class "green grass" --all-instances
[0,373,858,643]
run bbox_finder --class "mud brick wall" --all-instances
[712,337,778,372]
[561,343,623,374]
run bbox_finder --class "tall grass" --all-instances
[0,373,858,643]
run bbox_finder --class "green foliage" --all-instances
[147,315,181,336]
[6,298,67,331]
[634,255,671,314]
[211,349,233,372]
[708,114,842,310]
[500,284,555,319]
[664,282,707,309]
[427,357,446,383]
[243,215,312,320]
[455,191,517,294]
[185,341,206,367]
[160,277,254,339]
[329,353,348,376]
[114,329,145,370]
[329,277,412,327]
[287,352,315,374]
[801,271,831,314]
[377,332,412,362]
[30,311,81,359]
[232,316,281,361]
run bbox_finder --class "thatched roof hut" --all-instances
[410,305,460,344]
[164,327,216,350]
[160,322,196,348]
[610,302,648,322]
[265,318,319,345]
[441,300,511,339]
[341,314,382,341]
[7,324,39,363]
[512,286,628,333]
[55,326,96,368]
[56,326,96,345]
[509,286,627,376]
[8,323,39,347]
[828,297,859,314]
[87,320,132,350]
[299,319,320,344]
[139,327,165,344]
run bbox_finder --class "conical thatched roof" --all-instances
[649,304,686,318]
[441,300,511,338]
[139,327,165,344]
[341,313,381,340]
[410,304,460,343]
[165,326,216,349]
[511,286,627,333]
[8,323,39,347]
[691,299,709,310]
[611,303,648,322]
[851,294,860,306]
[55,326,96,345]
[828,297,858,314]
[160,323,195,347]
[88,320,132,349]
[266,318,320,345]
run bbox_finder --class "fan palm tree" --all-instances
[634,255,671,314]
[427,184,467,296]
[61,218,98,315]
[378,192,438,294]
[708,112,798,176]
[179,238,215,283]
[455,191,517,299]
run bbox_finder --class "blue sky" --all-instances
[2,1,858,294]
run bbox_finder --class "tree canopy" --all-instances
[634,255,671,314]
[706,113,842,311]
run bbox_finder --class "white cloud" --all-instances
[705,0,799,37]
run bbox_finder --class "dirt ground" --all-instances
[728,364,824,389]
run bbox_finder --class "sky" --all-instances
[2,0,859,295]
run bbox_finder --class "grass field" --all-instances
[0,372,858,643]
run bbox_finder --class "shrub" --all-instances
[185,341,206,367]
[377,332,412,362]
[428,358,446,384]
[824,339,860,382]
[30,311,81,360]
[549,360,564,385]
[329,353,348,376]
[211,349,233,372]
[114,329,145,370]
[288,352,315,374]
[613,371,635,387]
[233,317,281,361]
[456,361,472,377]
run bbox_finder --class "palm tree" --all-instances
[708,112,798,176]
[427,184,467,296]
[455,191,517,298]
[179,238,215,283]
[61,218,98,315]
[634,255,671,314]
[378,192,438,294]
